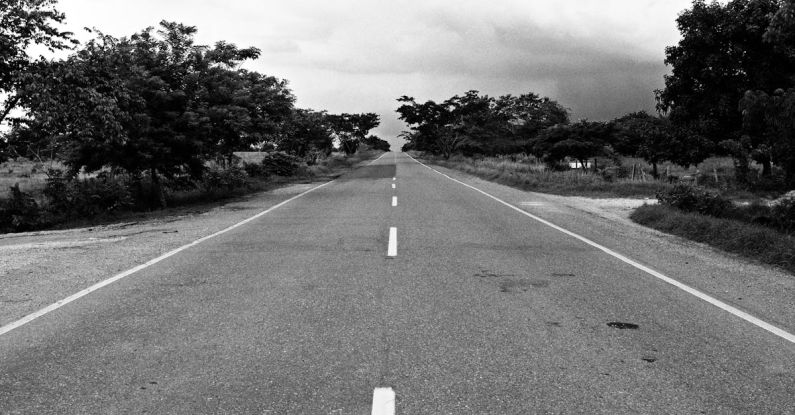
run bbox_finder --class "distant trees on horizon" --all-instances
[398,0,795,189]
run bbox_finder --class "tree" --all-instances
[328,112,380,155]
[530,121,614,169]
[656,0,793,143]
[1,0,76,126]
[494,93,569,139]
[614,112,675,178]
[17,22,265,206]
[362,134,390,151]
[397,91,568,157]
[277,108,333,159]
[740,88,795,186]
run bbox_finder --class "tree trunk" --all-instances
[150,168,166,209]
[733,155,750,184]
[652,162,659,179]
[762,159,772,178]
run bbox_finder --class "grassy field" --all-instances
[419,153,670,198]
[417,153,767,199]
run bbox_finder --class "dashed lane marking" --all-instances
[392,196,398,207]
[372,387,396,415]
[406,154,795,345]
[387,227,398,257]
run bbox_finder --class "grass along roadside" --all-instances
[0,149,384,234]
[417,153,671,198]
[631,204,795,275]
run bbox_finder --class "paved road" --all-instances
[1,152,794,414]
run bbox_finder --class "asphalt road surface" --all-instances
[1,152,794,414]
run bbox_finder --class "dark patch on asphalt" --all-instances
[475,270,515,279]
[642,357,657,363]
[607,322,639,330]
[477,270,549,293]
[551,273,576,277]
[546,321,562,327]
[499,279,550,293]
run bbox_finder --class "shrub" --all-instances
[631,204,795,273]
[202,164,249,191]
[243,162,268,178]
[44,169,134,219]
[771,197,795,234]
[261,152,302,176]
[0,184,44,232]
[656,184,732,216]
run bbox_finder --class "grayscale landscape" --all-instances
[1,0,794,413]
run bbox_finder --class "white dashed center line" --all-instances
[387,227,397,257]
[392,196,397,207]
[371,387,395,415]
[392,183,396,189]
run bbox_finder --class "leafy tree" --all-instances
[765,0,795,59]
[494,93,569,139]
[656,0,793,148]
[277,108,333,158]
[614,112,676,178]
[327,112,380,155]
[1,0,76,126]
[530,121,613,168]
[740,88,795,186]
[362,134,390,151]
[199,68,294,162]
[397,91,568,157]
[17,22,264,206]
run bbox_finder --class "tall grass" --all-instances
[423,153,671,198]
[631,204,795,274]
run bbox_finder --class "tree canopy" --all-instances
[1,0,76,126]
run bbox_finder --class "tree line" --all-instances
[0,0,388,205]
[398,0,795,188]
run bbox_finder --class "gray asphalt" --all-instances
[1,151,793,414]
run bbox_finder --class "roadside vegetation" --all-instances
[632,185,795,273]
[397,0,795,270]
[0,1,389,234]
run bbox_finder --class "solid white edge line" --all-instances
[371,387,396,415]
[406,154,795,345]
[388,227,398,257]
[392,196,398,207]
[0,177,347,337]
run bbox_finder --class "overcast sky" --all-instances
[55,0,694,147]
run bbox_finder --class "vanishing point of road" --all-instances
[1,152,793,414]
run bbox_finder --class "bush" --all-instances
[656,184,732,216]
[243,162,268,178]
[202,164,249,191]
[771,198,795,234]
[0,184,44,233]
[261,152,302,176]
[44,169,134,219]
[631,204,795,274]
